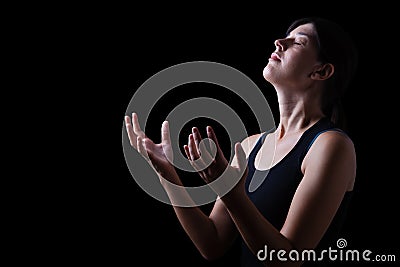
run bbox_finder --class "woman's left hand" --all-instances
[184,126,248,195]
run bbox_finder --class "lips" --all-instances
[270,53,281,61]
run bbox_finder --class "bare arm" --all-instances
[281,131,356,250]
[169,198,238,260]
[222,131,356,266]
[186,127,356,266]
[124,114,237,260]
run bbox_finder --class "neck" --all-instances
[275,87,324,139]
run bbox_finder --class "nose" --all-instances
[274,38,285,51]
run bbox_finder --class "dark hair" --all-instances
[286,17,358,130]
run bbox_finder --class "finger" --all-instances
[184,145,191,160]
[235,142,247,172]
[197,140,214,166]
[184,145,206,172]
[188,134,200,160]
[125,116,137,148]
[161,121,171,145]
[137,136,143,154]
[132,112,145,137]
[206,126,223,159]
[143,139,156,164]
[192,127,202,148]
[124,115,131,125]
[137,136,149,161]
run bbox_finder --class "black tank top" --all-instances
[239,117,353,267]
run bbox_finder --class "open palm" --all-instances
[124,113,177,181]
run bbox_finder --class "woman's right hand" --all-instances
[184,126,248,196]
[124,113,179,183]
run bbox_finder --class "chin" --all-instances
[263,65,272,81]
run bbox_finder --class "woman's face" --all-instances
[263,23,322,88]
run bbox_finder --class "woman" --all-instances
[125,17,358,266]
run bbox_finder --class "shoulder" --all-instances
[312,130,355,155]
[302,129,356,178]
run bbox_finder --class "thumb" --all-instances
[161,121,171,145]
[235,142,247,172]
[161,121,174,162]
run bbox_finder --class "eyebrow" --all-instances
[286,31,311,38]
[296,32,312,37]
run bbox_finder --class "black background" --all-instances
[49,4,399,267]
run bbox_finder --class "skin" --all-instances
[124,23,356,266]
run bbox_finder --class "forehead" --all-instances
[287,23,317,38]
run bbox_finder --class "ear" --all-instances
[310,63,334,80]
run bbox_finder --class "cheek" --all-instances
[286,54,316,75]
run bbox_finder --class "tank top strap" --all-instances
[247,129,274,169]
[306,127,345,152]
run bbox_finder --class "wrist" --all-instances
[220,182,245,206]
[159,171,182,187]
